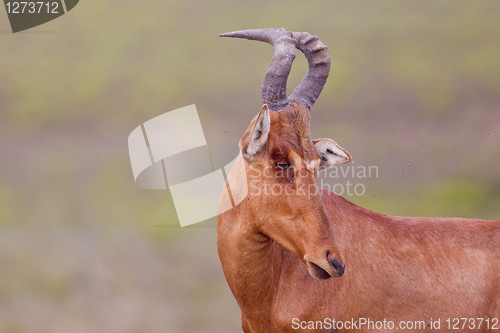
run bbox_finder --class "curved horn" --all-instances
[220,28,297,111]
[289,32,331,110]
[220,29,331,111]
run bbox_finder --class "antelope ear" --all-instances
[241,105,271,159]
[313,138,352,170]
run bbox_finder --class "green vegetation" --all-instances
[0,1,498,332]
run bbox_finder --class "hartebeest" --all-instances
[217,28,499,333]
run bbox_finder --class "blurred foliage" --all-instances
[0,0,499,332]
[354,180,500,220]
[0,185,20,224]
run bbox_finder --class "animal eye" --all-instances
[274,161,291,170]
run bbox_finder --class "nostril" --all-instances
[329,258,345,277]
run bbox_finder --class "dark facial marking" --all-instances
[326,148,341,157]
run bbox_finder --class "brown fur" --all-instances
[218,102,500,333]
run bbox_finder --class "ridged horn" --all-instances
[289,32,331,110]
[220,28,331,111]
[220,28,296,111]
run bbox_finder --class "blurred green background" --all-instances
[0,0,499,332]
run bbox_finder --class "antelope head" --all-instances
[221,28,352,279]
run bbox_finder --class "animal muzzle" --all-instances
[305,250,345,279]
